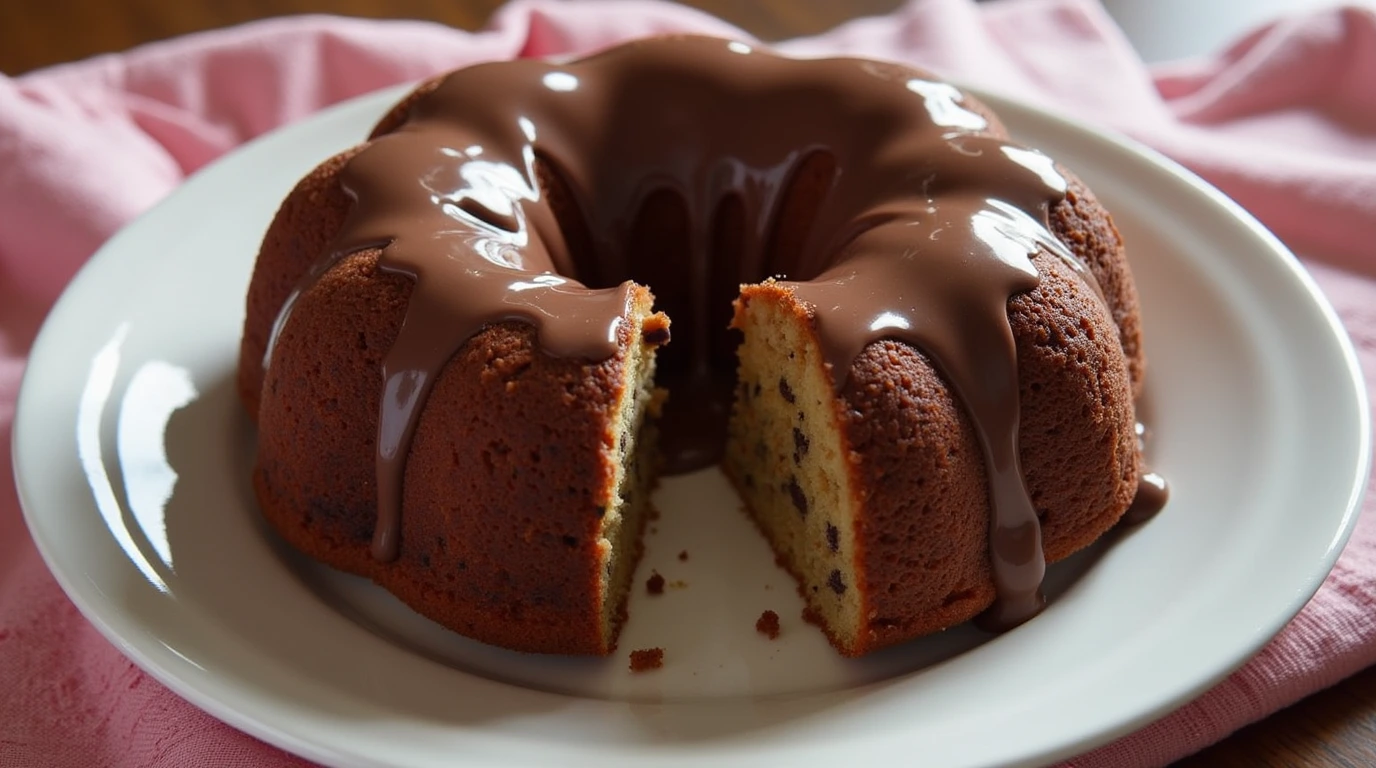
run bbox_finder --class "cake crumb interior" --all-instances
[595,305,665,649]
[723,285,866,654]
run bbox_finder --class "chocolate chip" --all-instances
[641,325,671,345]
[753,382,762,397]
[562,535,577,548]
[788,477,808,517]
[828,569,846,594]
[826,523,839,552]
[646,571,665,595]
[793,427,809,464]
[779,378,796,404]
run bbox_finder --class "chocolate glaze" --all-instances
[1124,472,1170,525]
[266,36,1112,627]
[1123,420,1169,525]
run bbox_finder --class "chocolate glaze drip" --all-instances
[1125,472,1170,525]
[1124,422,1169,524]
[266,36,1106,626]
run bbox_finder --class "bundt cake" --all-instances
[237,35,1163,658]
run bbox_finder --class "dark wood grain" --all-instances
[2,1,1371,766]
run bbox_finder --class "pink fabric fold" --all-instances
[2,1,1373,765]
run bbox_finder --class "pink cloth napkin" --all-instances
[2,0,1374,765]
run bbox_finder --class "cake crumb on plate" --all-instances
[629,648,664,672]
[756,610,781,639]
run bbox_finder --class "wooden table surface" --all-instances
[4,1,1373,766]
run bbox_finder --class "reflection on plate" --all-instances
[14,83,1368,768]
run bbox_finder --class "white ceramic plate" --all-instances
[14,83,1369,768]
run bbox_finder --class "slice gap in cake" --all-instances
[725,281,867,656]
[594,298,670,652]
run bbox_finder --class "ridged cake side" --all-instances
[239,95,667,654]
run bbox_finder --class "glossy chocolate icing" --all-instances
[267,36,1125,629]
[1125,472,1170,525]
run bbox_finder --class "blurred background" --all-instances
[0,0,1352,74]
[4,0,892,73]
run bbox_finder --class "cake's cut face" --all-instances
[238,36,1161,657]
[728,283,870,650]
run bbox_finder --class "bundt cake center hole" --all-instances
[529,149,840,473]
[761,149,836,285]
[534,149,838,289]
[533,148,839,354]
[533,152,602,287]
